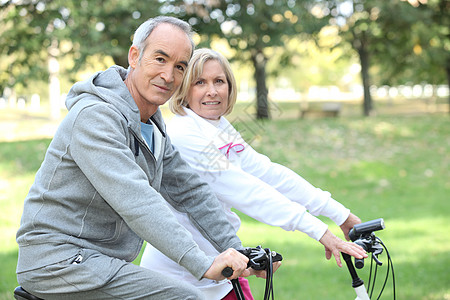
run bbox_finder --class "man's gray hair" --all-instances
[132,16,195,59]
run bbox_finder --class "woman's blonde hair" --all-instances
[169,48,237,116]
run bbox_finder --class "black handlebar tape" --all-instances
[222,267,233,277]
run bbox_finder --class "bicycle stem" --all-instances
[342,252,365,288]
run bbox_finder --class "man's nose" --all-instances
[160,66,174,83]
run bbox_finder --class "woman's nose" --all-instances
[206,84,217,97]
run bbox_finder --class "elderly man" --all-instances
[16,16,250,300]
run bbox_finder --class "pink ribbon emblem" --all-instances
[219,142,245,159]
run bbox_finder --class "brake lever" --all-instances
[371,244,384,266]
[239,246,283,270]
[222,246,283,277]
[245,247,267,270]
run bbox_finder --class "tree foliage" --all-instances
[162,0,329,119]
[0,0,163,91]
[0,0,69,90]
[67,0,163,71]
[323,0,449,115]
[1,0,447,116]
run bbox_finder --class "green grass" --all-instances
[0,106,449,299]
[233,114,450,300]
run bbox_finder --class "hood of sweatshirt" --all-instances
[65,65,144,134]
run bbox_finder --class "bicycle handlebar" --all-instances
[349,218,385,242]
[222,266,233,278]
[352,232,384,269]
[343,218,396,299]
[221,246,283,277]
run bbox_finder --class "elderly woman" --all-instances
[140,48,366,300]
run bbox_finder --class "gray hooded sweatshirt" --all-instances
[16,65,242,280]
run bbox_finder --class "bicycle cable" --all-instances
[376,237,396,300]
[263,248,274,300]
[364,236,396,300]
[224,246,282,300]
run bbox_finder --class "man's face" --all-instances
[127,23,192,120]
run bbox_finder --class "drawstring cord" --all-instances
[134,137,140,156]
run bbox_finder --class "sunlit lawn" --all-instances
[0,104,449,299]
[235,112,450,299]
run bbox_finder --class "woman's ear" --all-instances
[128,45,140,69]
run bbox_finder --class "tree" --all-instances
[163,0,328,119]
[1,2,62,92]
[0,0,162,118]
[399,0,449,113]
[0,0,76,118]
[67,0,163,72]
[325,0,449,115]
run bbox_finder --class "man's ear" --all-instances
[128,45,140,69]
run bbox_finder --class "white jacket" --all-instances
[141,107,350,299]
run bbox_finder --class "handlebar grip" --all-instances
[355,258,364,269]
[222,267,233,277]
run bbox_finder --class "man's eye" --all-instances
[176,65,185,72]
[156,57,165,63]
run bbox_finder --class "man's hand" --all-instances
[319,229,368,267]
[242,261,282,279]
[203,248,249,281]
[340,213,362,241]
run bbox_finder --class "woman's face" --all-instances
[186,59,229,120]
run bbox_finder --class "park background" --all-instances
[0,0,449,299]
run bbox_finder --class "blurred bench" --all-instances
[300,102,342,118]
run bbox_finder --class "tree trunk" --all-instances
[251,50,270,119]
[48,39,61,120]
[113,54,129,69]
[446,58,450,115]
[353,30,373,117]
[358,44,373,117]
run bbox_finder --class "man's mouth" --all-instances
[154,84,170,92]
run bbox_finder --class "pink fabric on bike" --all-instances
[221,278,254,300]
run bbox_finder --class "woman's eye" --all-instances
[195,80,204,85]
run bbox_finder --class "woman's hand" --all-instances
[340,213,362,241]
[319,229,368,267]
